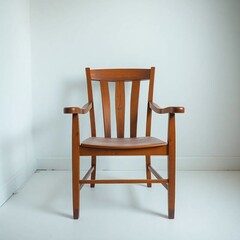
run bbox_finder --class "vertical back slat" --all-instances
[86,68,96,137]
[115,82,125,138]
[146,67,155,136]
[100,81,111,137]
[130,80,141,137]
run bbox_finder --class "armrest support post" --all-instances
[168,113,176,151]
[72,113,80,149]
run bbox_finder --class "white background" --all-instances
[1,0,240,205]
[30,0,240,170]
[0,0,35,205]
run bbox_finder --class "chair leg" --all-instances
[168,112,176,219]
[145,156,152,188]
[90,156,96,188]
[168,154,175,219]
[72,154,80,219]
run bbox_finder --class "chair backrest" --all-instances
[85,67,155,138]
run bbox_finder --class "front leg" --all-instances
[168,113,176,219]
[72,114,80,219]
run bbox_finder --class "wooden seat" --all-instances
[64,67,184,220]
[81,137,166,149]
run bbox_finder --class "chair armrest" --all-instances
[149,102,185,114]
[64,102,92,114]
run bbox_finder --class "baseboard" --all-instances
[1,155,239,206]
[0,167,35,207]
[176,156,240,170]
[37,155,240,171]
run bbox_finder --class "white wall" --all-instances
[0,0,35,206]
[30,0,240,170]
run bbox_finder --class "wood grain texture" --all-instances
[145,156,151,187]
[72,114,80,219]
[146,67,155,136]
[81,137,166,149]
[64,67,184,219]
[90,69,151,81]
[100,81,111,137]
[79,145,167,156]
[168,113,176,219]
[149,102,185,114]
[80,166,94,190]
[115,82,125,138]
[86,68,96,137]
[148,165,168,190]
[130,80,140,137]
[90,156,96,188]
[64,102,92,114]
[80,179,168,185]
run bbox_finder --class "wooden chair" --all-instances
[64,67,184,219]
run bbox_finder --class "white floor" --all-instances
[0,170,240,240]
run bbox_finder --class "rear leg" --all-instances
[145,156,152,187]
[90,156,96,188]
